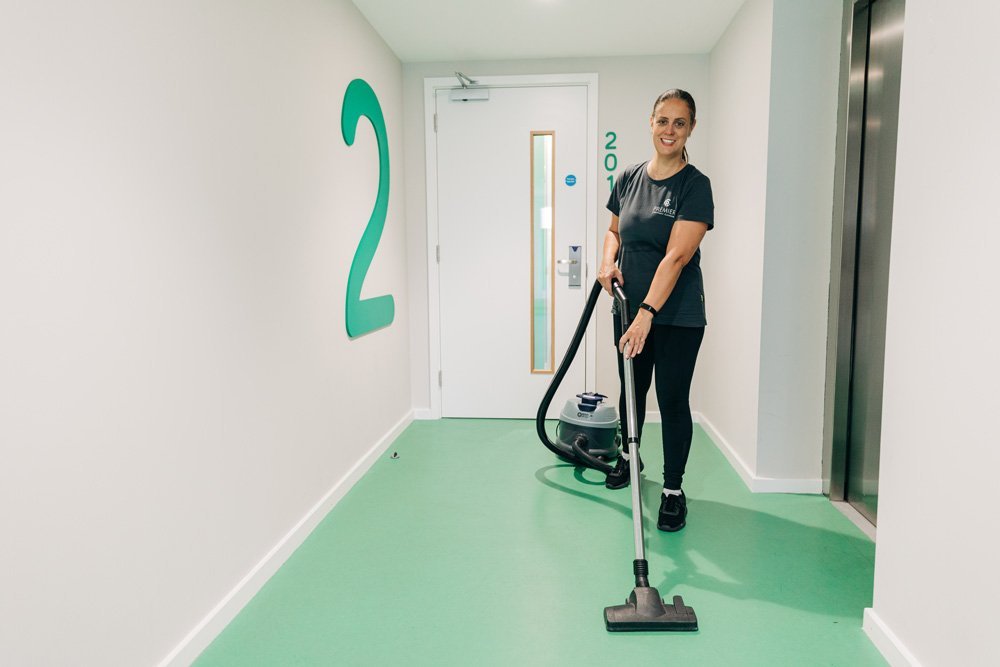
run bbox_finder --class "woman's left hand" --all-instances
[618,310,653,359]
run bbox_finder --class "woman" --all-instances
[597,89,714,532]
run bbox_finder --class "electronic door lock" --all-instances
[561,245,582,287]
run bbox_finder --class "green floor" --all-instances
[195,420,886,666]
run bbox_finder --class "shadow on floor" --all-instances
[534,464,875,619]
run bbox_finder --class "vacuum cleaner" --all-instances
[535,281,618,473]
[536,278,698,632]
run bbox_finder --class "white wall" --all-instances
[403,56,711,413]
[757,0,842,483]
[0,1,409,664]
[697,0,842,492]
[697,0,773,484]
[865,2,1000,665]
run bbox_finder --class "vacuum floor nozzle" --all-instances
[604,587,698,632]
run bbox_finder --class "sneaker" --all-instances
[605,455,644,489]
[658,491,687,532]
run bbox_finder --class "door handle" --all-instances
[556,259,579,265]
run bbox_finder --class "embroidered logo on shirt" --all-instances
[653,190,676,217]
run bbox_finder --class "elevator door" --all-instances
[835,0,905,525]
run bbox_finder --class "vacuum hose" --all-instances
[535,280,603,465]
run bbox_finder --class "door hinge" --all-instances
[436,244,441,263]
[438,370,443,387]
[433,113,438,133]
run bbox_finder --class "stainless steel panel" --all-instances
[831,0,905,526]
[830,0,871,502]
[561,245,582,287]
[852,0,905,524]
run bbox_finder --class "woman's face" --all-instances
[649,98,695,160]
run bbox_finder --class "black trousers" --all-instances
[614,315,705,490]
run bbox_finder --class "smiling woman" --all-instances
[597,88,714,532]
[650,89,697,165]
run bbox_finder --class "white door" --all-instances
[436,85,590,417]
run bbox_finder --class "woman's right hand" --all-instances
[598,264,624,296]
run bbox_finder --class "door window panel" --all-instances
[531,131,554,373]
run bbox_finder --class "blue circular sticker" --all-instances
[565,174,577,186]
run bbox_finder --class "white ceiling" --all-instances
[351,0,747,63]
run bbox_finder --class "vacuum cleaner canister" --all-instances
[554,392,620,461]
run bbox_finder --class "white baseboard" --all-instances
[692,410,756,490]
[864,608,922,667]
[692,411,823,494]
[749,476,823,494]
[157,410,415,667]
[413,407,437,420]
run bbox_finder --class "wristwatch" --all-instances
[638,302,658,316]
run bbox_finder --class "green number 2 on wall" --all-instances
[341,78,394,338]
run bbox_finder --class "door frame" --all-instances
[422,73,599,419]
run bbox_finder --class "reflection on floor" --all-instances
[195,419,886,666]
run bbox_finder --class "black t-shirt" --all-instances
[607,162,714,327]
